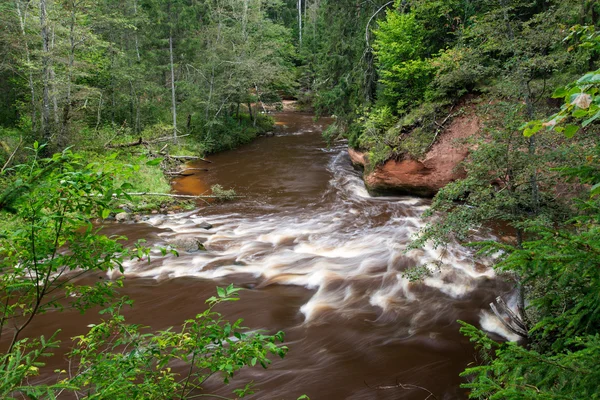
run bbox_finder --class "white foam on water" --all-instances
[480,311,522,342]
[120,147,502,335]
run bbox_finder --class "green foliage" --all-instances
[0,334,70,399]
[301,0,392,118]
[64,287,287,399]
[342,0,595,168]
[458,206,600,397]
[0,0,291,156]
[412,101,587,249]
[460,322,600,399]
[430,46,487,99]
[374,12,434,111]
[0,147,144,349]
[0,151,288,398]
[523,24,600,138]
[211,184,237,201]
[418,26,600,396]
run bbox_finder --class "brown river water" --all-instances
[21,112,518,399]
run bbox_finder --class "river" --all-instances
[25,111,516,399]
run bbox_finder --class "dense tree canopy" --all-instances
[1,0,600,398]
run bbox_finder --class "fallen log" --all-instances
[164,168,209,177]
[120,192,243,199]
[427,106,456,151]
[1,138,23,174]
[106,134,190,149]
[162,154,213,164]
[490,296,528,338]
[364,379,437,400]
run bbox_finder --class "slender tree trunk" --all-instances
[133,0,141,62]
[169,33,177,140]
[247,102,254,122]
[298,0,302,46]
[110,50,116,127]
[242,0,248,39]
[40,0,51,144]
[61,0,77,143]
[500,0,540,216]
[15,0,37,133]
[50,27,60,127]
[129,80,137,132]
[95,94,102,131]
[206,67,215,121]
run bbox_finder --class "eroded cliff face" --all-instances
[349,114,480,197]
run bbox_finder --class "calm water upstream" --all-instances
[24,112,517,399]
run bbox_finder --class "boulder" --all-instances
[169,237,207,252]
[350,114,479,197]
[115,212,131,222]
[198,221,213,230]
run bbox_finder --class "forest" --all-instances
[1,0,600,398]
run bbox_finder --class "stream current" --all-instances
[29,112,516,399]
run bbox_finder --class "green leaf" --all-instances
[582,111,600,127]
[552,87,569,98]
[101,209,111,219]
[216,286,226,298]
[523,121,543,137]
[146,158,163,166]
[577,73,600,84]
[563,125,579,138]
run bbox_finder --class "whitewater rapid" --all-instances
[112,144,518,342]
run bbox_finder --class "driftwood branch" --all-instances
[427,106,456,151]
[119,192,243,199]
[161,154,213,164]
[496,296,527,332]
[106,134,190,149]
[164,168,209,177]
[364,379,438,400]
[365,1,394,50]
[1,138,23,174]
[490,296,528,338]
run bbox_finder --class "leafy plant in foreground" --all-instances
[63,285,287,399]
[0,148,288,399]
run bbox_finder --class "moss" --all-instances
[355,100,454,172]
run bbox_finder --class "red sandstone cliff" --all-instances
[349,114,480,197]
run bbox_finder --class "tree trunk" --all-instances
[95,94,102,131]
[501,0,540,215]
[169,33,177,140]
[15,0,37,133]
[61,0,77,144]
[133,0,141,62]
[39,0,51,145]
[298,0,302,46]
[50,27,60,127]
[242,0,248,39]
[247,102,254,122]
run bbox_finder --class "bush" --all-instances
[0,148,288,399]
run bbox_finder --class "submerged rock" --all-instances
[169,237,207,252]
[198,221,213,230]
[115,212,131,222]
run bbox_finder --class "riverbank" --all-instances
[96,112,279,217]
